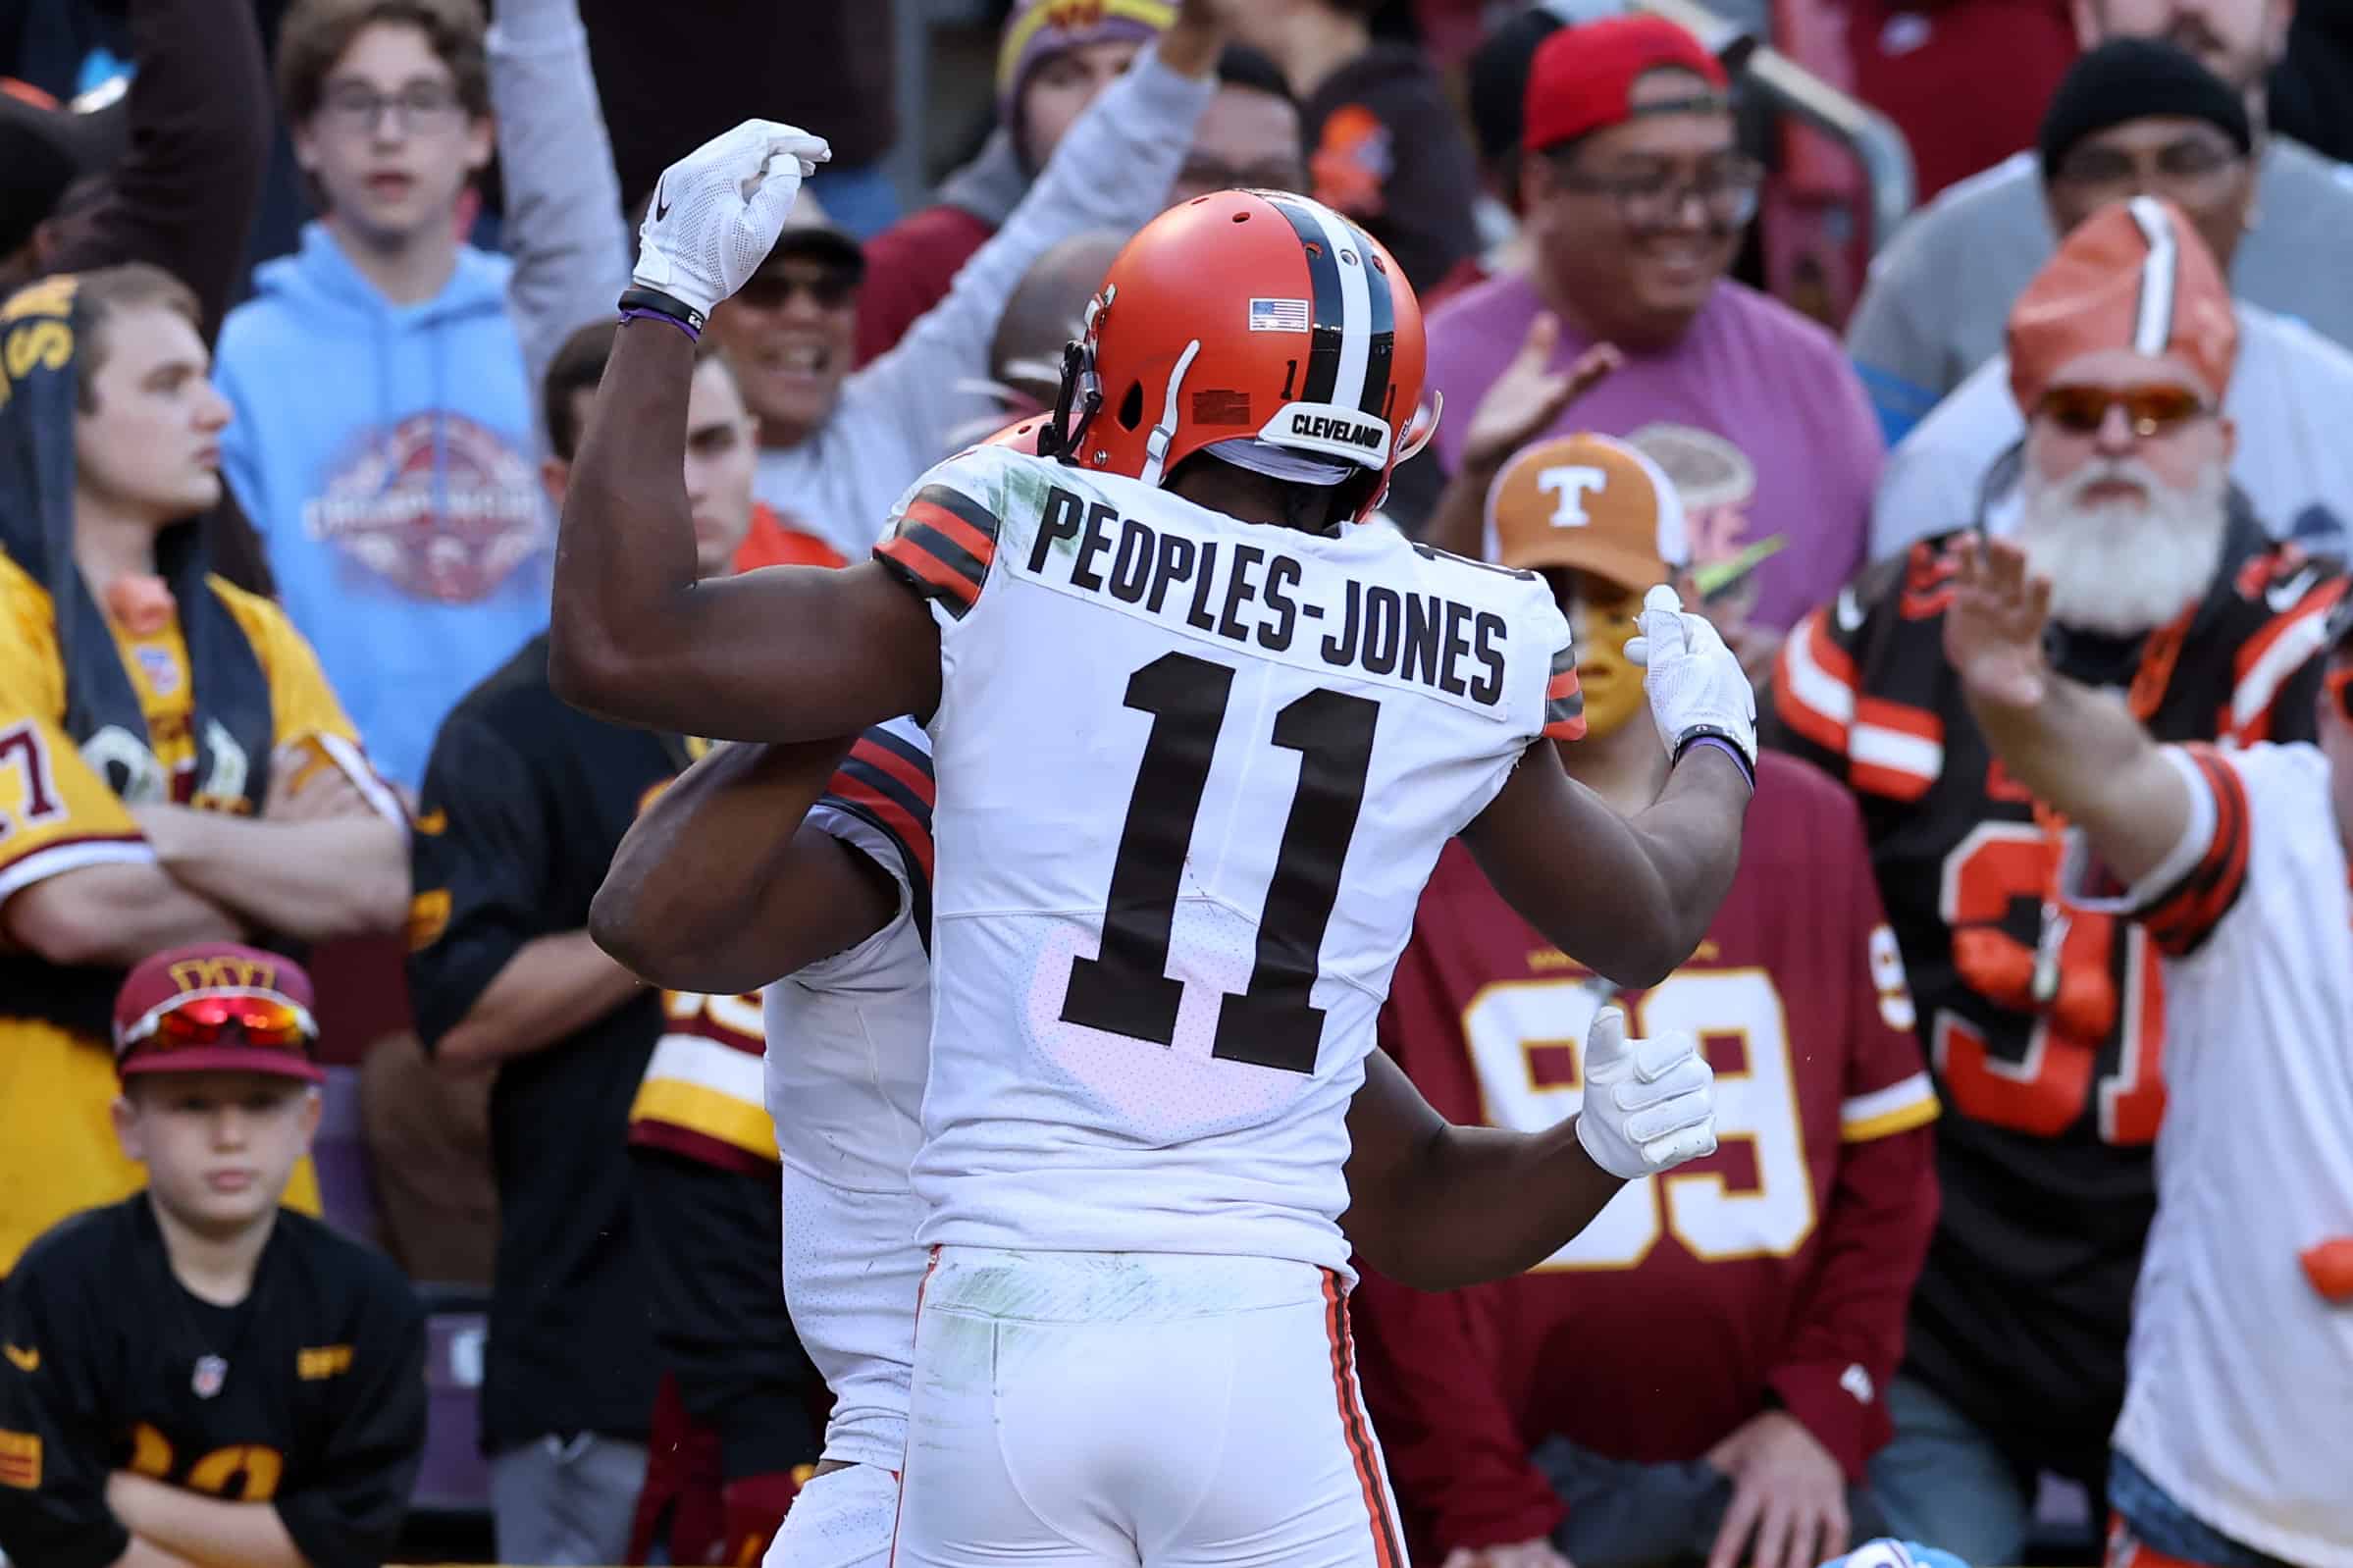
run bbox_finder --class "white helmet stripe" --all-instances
[1273,192,1373,411]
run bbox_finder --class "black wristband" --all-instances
[1673,726,1756,790]
[617,285,706,337]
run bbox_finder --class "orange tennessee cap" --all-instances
[1485,431,1690,591]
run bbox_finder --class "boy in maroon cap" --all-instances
[0,943,425,1568]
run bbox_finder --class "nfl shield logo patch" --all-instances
[191,1355,227,1399]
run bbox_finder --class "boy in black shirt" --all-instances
[0,943,426,1568]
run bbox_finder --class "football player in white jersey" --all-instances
[554,114,1759,1566]
[1946,540,2353,1568]
[596,699,1745,1568]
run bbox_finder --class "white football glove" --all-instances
[1623,583,1757,773]
[1574,1007,1718,1179]
[634,120,831,321]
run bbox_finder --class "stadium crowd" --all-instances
[0,0,2348,1565]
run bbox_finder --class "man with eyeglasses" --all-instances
[209,0,624,797]
[1848,0,2353,445]
[1944,542,2353,1568]
[0,944,427,1568]
[1417,16,1883,673]
[704,0,1250,562]
[1764,193,2346,1566]
[1869,38,2353,564]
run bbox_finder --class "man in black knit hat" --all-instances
[1871,36,2353,563]
[1846,0,2353,444]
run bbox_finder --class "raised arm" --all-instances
[549,132,940,741]
[855,6,1223,461]
[45,0,272,342]
[1464,738,1750,987]
[487,0,633,448]
[1944,537,2191,885]
[1466,588,1755,984]
[1420,315,1618,559]
[591,733,896,994]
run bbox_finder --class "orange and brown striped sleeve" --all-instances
[1541,639,1586,741]
[873,484,1002,620]
[2138,744,2253,958]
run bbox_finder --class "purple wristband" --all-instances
[620,305,699,342]
[1677,734,1755,788]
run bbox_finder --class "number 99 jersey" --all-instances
[873,441,1583,1276]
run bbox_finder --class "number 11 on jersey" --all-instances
[1060,652,1378,1074]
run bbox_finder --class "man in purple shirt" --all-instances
[1415,16,1882,662]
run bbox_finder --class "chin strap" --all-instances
[1395,390,1442,465]
[1138,339,1203,488]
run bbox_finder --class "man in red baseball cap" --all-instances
[0,942,427,1568]
[1417,14,1883,662]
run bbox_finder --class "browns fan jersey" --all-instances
[1351,754,1940,1558]
[1761,518,2346,1475]
[0,1197,425,1568]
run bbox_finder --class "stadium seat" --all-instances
[411,1285,495,1520]
[311,1063,383,1248]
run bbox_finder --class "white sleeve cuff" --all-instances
[2059,746,2214,915]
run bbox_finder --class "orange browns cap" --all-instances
[2008,194,2237,416]
[1485,432,1690,592]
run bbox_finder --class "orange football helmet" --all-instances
[983,413,1051,454]
[1043,188,1435,524]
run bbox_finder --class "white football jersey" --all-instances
[874,443,1581,1275]
[761,717,935,1471]
[2070,742,2353,1567]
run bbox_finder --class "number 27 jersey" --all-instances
[873,443,1582,1274]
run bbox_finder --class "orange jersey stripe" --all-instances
[851,736,936,810]
[828,771,936,881]
[876,534,979,613]
[1322,1273,1405,1568]
[904,498,997,573]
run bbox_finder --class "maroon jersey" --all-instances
[1351,753,1940,1558]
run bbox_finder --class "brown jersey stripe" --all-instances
[904,497,998,573]
[909,483,1003,548]
[873,534,979,618]
[1543,684,1587,741]
[897,521,988,598]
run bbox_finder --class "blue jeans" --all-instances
[1867,1374,2034,1566]
[489,1432,650,1566]
[2110,1450,2295,1568]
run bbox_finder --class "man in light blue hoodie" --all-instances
[214,0,625,793]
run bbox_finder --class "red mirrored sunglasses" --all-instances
[2035,383,2211,439]
[116,990,319,1060]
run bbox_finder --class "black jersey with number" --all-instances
[1761,514,2345,1477]
[0,1197,426,1568]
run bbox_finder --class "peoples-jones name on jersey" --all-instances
[1027,486,1506,704]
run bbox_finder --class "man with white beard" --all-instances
[1762,192,2346,1565]
[1868,38,2353,565]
